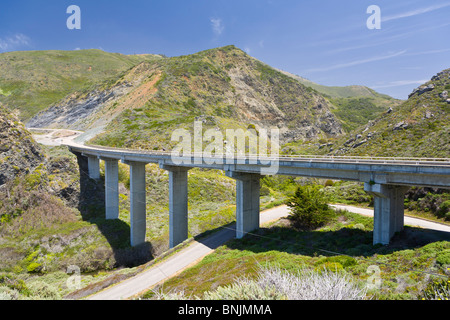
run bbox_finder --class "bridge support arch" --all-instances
[364,183,409,245]
[226,171,261,239]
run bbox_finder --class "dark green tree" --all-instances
[286,184,334,230]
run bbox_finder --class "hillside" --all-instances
[0,103,45,186]
[27,46,346,149]
[0,48,448,300]
[0,49,161,121]
[279,70,402,131]
[281,71,394,100]
[283,68,450,158]
[331,68,450,158]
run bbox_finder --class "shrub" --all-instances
[27,280,61,300]
[0,286,20,300]
[324,180,334,187]
[152,266,367,300]
[436,250,450,267]
[255,267,367,300]
[419,276,450,300]
[202,279,285,300]
[315,255,358,269]
[27,262,43,273]
[0,275,29,295]
[260,186,271,196]
[286,185,334,230]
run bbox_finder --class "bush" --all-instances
[260,186,271,196]
[0,275,29,295]
[419,276,450,300]
[286,185,334,229]
[27,280,61,300]
[436,250,450,267]
[324,180,334,187]
[315,255,358,269]
[152,266,367,300]
[0,286,20,300]
[203,279,285,300]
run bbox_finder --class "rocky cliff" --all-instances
[0,103,45,186]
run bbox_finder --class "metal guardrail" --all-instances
[68,143,450,167]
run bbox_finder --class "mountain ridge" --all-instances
[27,46,347,148]
[283,68,450,158]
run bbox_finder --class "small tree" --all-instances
[286,184,334,230]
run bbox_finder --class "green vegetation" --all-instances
[330,97,389,131]
[419,276,450,300]
[144,207,450,300]
[298,69,450,158]
[0,47,449,300]
[89,45,342,150]
[286,185,335,229]
[0,49,161,121]
[152,265,367,300]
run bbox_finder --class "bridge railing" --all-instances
[68,143,450,166]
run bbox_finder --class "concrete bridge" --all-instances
[68,144,450,247]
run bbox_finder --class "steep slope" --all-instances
[27,61,163,131]
[279,70,397,100]
[291,68,449,158]
[0,103,45,186]
[32,45,343,149]
[0,49,161,121]
[279,70,402,131]
[0,104,152,285]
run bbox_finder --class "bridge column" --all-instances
[102,158,120,220]
[226,171,261,239]
[364,183,409,245]
[86,155,101,180]
[160,164,190,248]
[127,161,147,247]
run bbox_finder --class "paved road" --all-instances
[87,204,450,300]
[87,205,290,300]
[331,204,450,233]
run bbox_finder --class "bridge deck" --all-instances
[68,144,450,189]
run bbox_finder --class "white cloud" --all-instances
[370,79,429,89]
[210,18,224,36]
[406,48,450,56]
[306,50,407,73]
[0,33,30,52]
[382,3,450,22]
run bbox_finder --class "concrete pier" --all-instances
[364,183,410,245]
[226,171,261,239]
[86,155,100,180]
[128,162,147,246]
[70,144,450,247]
[103,158,119,220]
[161,164,190,248]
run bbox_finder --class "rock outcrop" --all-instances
[0,103,45,186]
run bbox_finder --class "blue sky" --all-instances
[0,0,449,99]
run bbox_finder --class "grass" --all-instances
[0,49,162,121]
[143,209,450,300]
